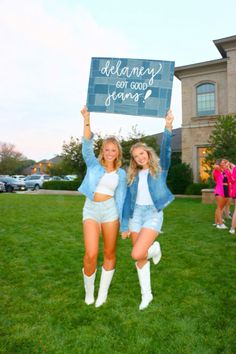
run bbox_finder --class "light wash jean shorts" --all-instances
[83,197,119,223]
[129,204,163,233]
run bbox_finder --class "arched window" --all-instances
[196,83,215,116]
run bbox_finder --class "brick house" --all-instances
[23,156,62,175]
[175,35,236,182]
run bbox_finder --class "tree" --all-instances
[167,162,193,194]
[205,114,236,167]
[57,126,160,177]
[60,137,86,178]
[0,142,29,175]
[120,125,159,167]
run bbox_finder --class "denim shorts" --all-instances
[83,198,119,223]
[129,204,163,233]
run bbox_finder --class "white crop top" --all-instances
[95,171,119,196]
[136,169,154,205]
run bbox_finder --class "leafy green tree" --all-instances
[57,126,162,178]
[205,114,236,167]
[120,125,159,167]
[0,142,29,175]
[46,160,66,177]
[167,162,193,194]
[17,159,35,174]
[60,137,86,178]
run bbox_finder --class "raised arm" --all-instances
[160,109,174,171]
[165,109,174,132]
[80,106,97,166]
[81,106,92,140]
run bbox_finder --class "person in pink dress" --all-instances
[228,162,236,234]
[213,159,232,229]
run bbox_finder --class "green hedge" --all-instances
[167,163,193,194]
[42,178,209,196]
[185,183,210,195]
[43,178,82,191]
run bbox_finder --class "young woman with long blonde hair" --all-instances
[79,106,127,307]
[121,110,175,310]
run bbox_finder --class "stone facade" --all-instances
[175,35,236,182]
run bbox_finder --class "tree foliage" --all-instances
[205,114,236,167]
[0,142,32,175]
[54,125,188,195]
[120,125,159,167]
[57,126,160,178]
[167,162,193,194]
[60,137,86,178]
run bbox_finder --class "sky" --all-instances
[0,0,236,161]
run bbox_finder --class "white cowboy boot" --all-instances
[82,268,97,305]
[95,267,115,308]
[136,261,153,310]
[148,241,162,265]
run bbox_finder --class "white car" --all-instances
[63,175,78,181]
[11,175,26,182]
[0,181,5,192]
[24,174,50,191]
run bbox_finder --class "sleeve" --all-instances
[213,169,220,182]
[120,187,131,232]
[160,128,173,172]
[114,169,127,222]
[232,167,236,182]
[81,133,97,167]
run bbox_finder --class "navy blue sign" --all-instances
[86,57,175,118]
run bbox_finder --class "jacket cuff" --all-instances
[82,132,94,142]
[164,127,173,136]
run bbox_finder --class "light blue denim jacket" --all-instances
[78,135,127,221]
[121,128,175,232]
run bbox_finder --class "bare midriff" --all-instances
[93,192,113,202]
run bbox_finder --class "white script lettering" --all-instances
[100,60,162,86]
[105,91,143,106]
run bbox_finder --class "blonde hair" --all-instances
[127,142,161,185]
[98,136,122,169]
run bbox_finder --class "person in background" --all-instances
[121,109,174,310]
[212,159,232,229]
[79,106,127,307]
[223,199,232,220]
[228,162,236,234]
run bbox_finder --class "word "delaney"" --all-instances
[100,60,162,86]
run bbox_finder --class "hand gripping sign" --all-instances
[86,57,175,118]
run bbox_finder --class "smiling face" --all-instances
[132,146,150,169]
[220,159,228,170]
[102,142,119,165]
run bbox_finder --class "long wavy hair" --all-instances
[127,142,161,185]
[98,136,122,169]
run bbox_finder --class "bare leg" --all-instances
[83,219,100,276]
[101,219,120,270]
[215,196,228,225]
[231,199,236,230]
[131,228,158,268]
[224,198,231,218]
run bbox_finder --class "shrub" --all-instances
[185,183,210,195]
[167,162,193,194]
[43,178,82,191]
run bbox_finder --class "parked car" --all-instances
[63,175,78,181]
[0,181,5,193]
[0,176,27,192]
[50,176,63,181]
[11,175,26,182]
[24,174,50,191]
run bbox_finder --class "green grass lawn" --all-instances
[0,194,236,354]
